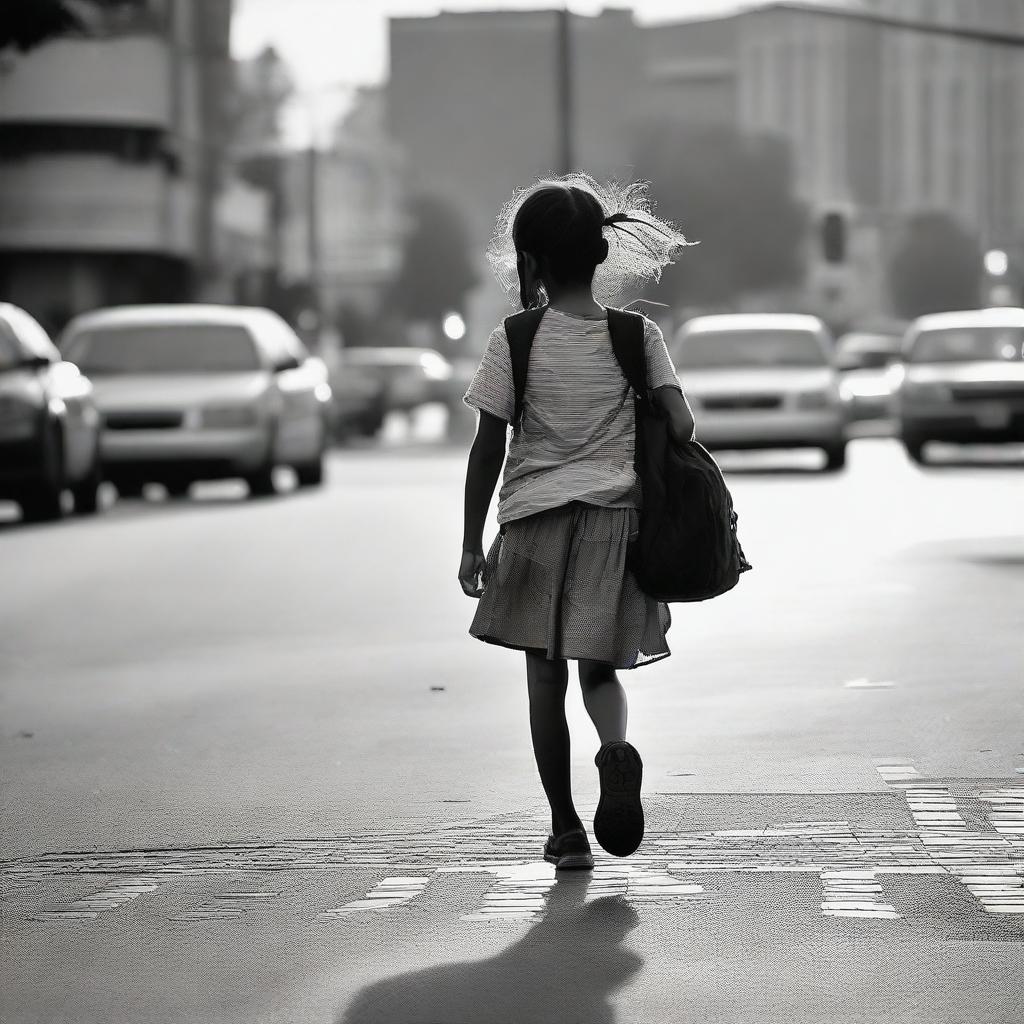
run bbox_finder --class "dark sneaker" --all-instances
[593,740,644,857]
[542,828,595,870]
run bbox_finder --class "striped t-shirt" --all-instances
[463,306,681,525]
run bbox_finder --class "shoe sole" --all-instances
[594,742,644,857]
[543,851,595,870]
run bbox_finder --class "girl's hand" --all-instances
[459,549,487,598]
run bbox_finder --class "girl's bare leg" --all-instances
[578,659,628,745]
[525,650,583,837]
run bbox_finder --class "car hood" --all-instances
[89,372,270,410]
[904,362,1024,385]
[679,367,836,394]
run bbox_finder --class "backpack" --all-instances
[504,304,752,603]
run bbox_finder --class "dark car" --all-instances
[893,307,1024,464]
[327,346,455,442]
[0,303,103,521]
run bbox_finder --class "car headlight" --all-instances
[794,389,834,409]
[840,377,893,400]
[420,353,453,382]
[200,404,259,429]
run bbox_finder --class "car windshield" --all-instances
[836,334,902,369]
[63,324,261,375]
[908,326,1024,363]
[675,330,826,368]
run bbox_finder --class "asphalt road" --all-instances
[2,435,1023,1023]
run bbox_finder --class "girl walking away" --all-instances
[458,174,697,869]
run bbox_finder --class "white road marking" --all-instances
[821,870,899,920]
[28,877,161,921]
[875,763,920,781]
[844,678,896,689]
[319,876,430,918]
[904,788,968,831]
[170,891,280,922]
[979,788,1024,835]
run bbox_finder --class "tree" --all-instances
[630,121,808,308]
[1,0,145,54]
[888,212,982,319]
[389,194,478,324]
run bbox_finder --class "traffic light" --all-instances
[821,212,846,263]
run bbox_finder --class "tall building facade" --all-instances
[0,0,266,332]
[736,0,1024,321]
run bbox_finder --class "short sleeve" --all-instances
[643,319,681,392]
[463,324,515,423]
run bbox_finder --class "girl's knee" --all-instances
[526,651,568,689]
[578,659,618,689]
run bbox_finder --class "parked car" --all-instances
[835,330,904,423]
[671,313,847,470]
[0,303,102,521]
[892,307,1024,464]
[59,305,331,497]
[339,347,453,417]
[326,352,388,440]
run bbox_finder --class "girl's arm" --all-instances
[462,410,508,555]
[653,385,696,445]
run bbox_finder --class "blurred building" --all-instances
[280,87,405,326]
[388,2,1024,339]
[644,16,738,127]
[738,0,1024,323]
[0,0,269,333]
[388,9,645,337]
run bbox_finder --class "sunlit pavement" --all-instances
[2,433,1023,1023]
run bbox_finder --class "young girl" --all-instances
[459,174,696,870]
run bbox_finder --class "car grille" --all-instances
[949,386,1024,403]
[104,411,183,431]
[701,394,782,411]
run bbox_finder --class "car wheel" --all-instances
[71,450,103,516]
[904,439,927,465]
[114,479,145,499]
[360,412,384,437]
[295,453,325,488]
[20,424,65,523]
[164,480,192,499]
[822,442,847,472]
[244,425,278,498]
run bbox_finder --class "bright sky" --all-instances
[231,0,762,144]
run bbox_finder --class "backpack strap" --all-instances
[606,306,649,401]
[504,305,547,432]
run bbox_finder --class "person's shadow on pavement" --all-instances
[337,878,645,1024]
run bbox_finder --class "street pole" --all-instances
[556,7,574,175]
[305,141,322,343]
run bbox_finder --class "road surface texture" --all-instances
[2,436,1023,1023]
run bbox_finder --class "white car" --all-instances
[892,307,1024,464]
[59,305,332,497]
[671,314,847,470]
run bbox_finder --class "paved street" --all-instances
[2,436,1023,1023]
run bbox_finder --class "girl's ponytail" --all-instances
[489,173,694,309]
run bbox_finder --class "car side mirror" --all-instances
[273,354,301,373]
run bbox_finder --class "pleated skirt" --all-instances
[469,501,671,669]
